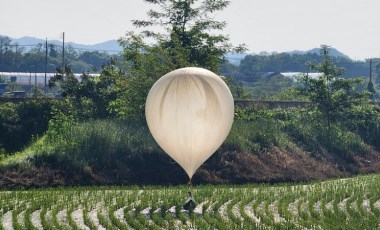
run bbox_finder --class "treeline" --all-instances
[0,36,117,73]
[222,51,377,82]
[220,51,380,100]
[2,35,378,85]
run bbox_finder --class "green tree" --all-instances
[78,51,111,71]
[113,0,245,119]
[251,74,298,100]
[110,36,170,119]
[0,36,12,71]
[49,63,119,119]
[0,100,53,153]
[49,66,80,97]
[0,103,19,153]
[299,45,369,129]
[131,0,245,73]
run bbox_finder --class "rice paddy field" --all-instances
[1,174,380,230]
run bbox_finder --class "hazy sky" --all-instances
[1,0,380,60]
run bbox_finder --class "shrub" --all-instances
[45,118,158,168]
[278,108,368,159]
[223,108,289,153]
[0,100,53,154]
[344,104,380,150]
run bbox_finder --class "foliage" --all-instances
[344,104,380,150]
[45,119,158,168]
[108,74,155,120]
[45,107,76,146]
[30,86,45,98]
[298,45,370,128]
[223,77,251,99]
[280,109,367,159]
[111,0,245,120]
[48,66,80,97]
[235,49,369,81]
[250,74,301,100]
[110,35,172,119]
[0,103,19,153]
[40,118,190,184]
[220,61,239,77]
[234,107,371,159]
[1,104,380,185]
[131,0,246,73]
[0,100,53,154]
[222,119,284,153]
[49,63,119,119]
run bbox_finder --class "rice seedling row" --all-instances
[1,174,380,229]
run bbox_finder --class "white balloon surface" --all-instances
[145,67,234,179]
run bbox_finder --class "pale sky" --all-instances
[1,0,380,60]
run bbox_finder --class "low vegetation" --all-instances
[1,173,380,229]
[1,102,380,187]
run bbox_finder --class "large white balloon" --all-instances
[145,67,234,179]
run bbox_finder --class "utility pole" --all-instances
[45,38,48,86]
[367,58,376,98]
[62,32,65,68]
[369,59,373,83]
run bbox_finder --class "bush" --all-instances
[278,108,368,159]
[45,118,159,168]
[41,118,189,184]
[223,108,290,153]
[344,104,380,150]
[222,119,284,153]
[0,100,53,154]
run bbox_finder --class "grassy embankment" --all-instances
[1,107,380,186]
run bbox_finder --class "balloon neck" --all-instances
[188,178,192,186]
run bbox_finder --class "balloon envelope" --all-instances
[145,67,234,179]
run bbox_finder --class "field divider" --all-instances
[218,200,231,221]
[136,206,160,230]
[29,209,43,230]
[2,211,13,230]
[268,200,286,223]
[82,208,99,230]
[86,208,105,230]
[296,197,314,229]
[242,200,261,224]
[71,207,90,230]
[373,199,380,211]
[53,205,68,230]
[97,210,116,230]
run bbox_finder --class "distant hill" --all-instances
[226,48,352,65]
[4,35,352,62]
[289,48,351,59]
[8,36,123,53]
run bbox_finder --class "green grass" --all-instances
[0,110,374,171]
[0,136,50,168]
[0,119,162,180]
[1,174,380,229]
